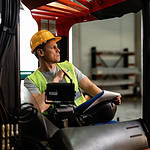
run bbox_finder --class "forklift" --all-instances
[0,0,150,149]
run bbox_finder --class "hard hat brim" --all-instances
[53,36,62,42]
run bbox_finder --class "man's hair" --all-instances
[32,38,55,59]
[33,42,47,59]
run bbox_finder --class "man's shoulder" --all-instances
[27,69,45,81]
[24,77,30,83]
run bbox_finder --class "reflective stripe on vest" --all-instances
[27,61,86,106]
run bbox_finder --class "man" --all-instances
[24,30,121,113]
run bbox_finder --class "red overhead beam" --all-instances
[57,0,89,14]
[32,14,57,20]
[36,5,86,18]
[37,6,73,15]
[31,10,75,19]
[22,0,55,10]
[22,0,127,14]
[46,2,88,15]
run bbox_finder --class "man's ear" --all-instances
[37,49,44,56]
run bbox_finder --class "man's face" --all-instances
[43,39,60,63]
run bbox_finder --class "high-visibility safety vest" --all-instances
[27,61,86,106]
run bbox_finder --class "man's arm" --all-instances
[79,77,121,104]
[24,78,50,113]
[73,66,102,97]
[79,77,102,97]
[31,92,50,113]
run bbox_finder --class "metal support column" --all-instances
[142,0,150,130]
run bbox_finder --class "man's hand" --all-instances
[52,70,65,82]
[113,96,121,105]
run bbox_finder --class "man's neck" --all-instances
[39,61,56,72]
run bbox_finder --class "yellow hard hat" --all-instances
[30,30,62,53]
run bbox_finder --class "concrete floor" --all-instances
[114,95,142,122]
